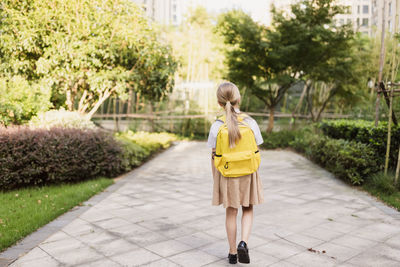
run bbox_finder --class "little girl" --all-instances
[207,81,264,264]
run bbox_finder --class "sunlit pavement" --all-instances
[2,141,400,267]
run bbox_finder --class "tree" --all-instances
[271,0,365,122]
[216,10,296,133]
[167,6,225,83]
[0,0,177,119]
[0,76,52,126]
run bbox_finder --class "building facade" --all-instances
[132,0,185,26]
[266,0,374,36]
[371,0,400,35]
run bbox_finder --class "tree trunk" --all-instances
[66,89,73,111]
[87,89,112,118]
[266,106,274,133]
[290,82,307,128]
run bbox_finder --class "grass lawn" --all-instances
[0,177,113,252]
[362,185,400,211]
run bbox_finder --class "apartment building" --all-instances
[372,0,400,34]
[267,0,373,35]
[132,0,185,26]
[335,0,372,35]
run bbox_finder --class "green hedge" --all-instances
[292,134,379,185]
[318,119,400,170]
[0,127,124,190]
[114,131,177,170]
[0,128,177,190]
[262,126,379,185]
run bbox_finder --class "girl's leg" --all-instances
[226,207,238,254]
[241,204,253,243]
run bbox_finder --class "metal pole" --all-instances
[375,0,387,127]
[384,83,394,174]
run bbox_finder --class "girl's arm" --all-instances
[211,148,216,159]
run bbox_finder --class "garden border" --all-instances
[0,143,176,267]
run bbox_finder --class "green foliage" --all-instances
[0,177,113,252]
[29,109,96,129]
[0,0,177,117]
[365,171,398,195]
[0,76,52,126]
[309,137,378,185]
[270,0,366,121]
[262,126,379,185]
[261,130,303,149]
[114,131,177,170]
[178,118,211,139]
[216,10,295,113]
[363,170,400,211]
[0,127,124,190]
[318,119,400,170]
[114,135,150,169]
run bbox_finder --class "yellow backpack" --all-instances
[214,114,261,177]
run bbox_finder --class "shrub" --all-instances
[0,76,52,126]
[0,127,123,190]
[115,131,177,154]
[261,130,296,149]
[29,109,96,130]
[289,129,379,185]
[114,135,150,170]
[261,127,313,149]
[365,171,398,195]
[318,119,400,170]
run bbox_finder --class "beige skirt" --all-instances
[211,158,264,209]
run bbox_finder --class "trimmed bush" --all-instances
[114,131,177,171]
[115,131,177,154]
[0,76,52,126]
[0,127,123,190]
[29,109,96,130]
[319,119,400,170]
[114,135,150,169]
[288,129,379,185]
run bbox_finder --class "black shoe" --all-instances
[228,253,237,264]
[237,241,250,264]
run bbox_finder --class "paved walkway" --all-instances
[2,141,400,267]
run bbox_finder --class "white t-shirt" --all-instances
[207,114,263,149]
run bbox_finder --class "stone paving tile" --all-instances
[312,242,362,262]
[9,255,60,267]
[167,249,220,267]
[285,250,338,267]
[144,239,192,257]
[253,239,305,260]
[3,141,400,267]
[109,248,161,266]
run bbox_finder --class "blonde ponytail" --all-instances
[217,82,242,148]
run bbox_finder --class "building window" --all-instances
[340,19,344,25]
[173,4,176,12]
[357,18,360,27]
[389,2,392,16]
[347,18,352,24]
[363,5,369,14]
[357,5,360,14]
[362,18,369,26]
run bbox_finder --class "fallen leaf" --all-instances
[37,199,41,204]
[15,193,19,197]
